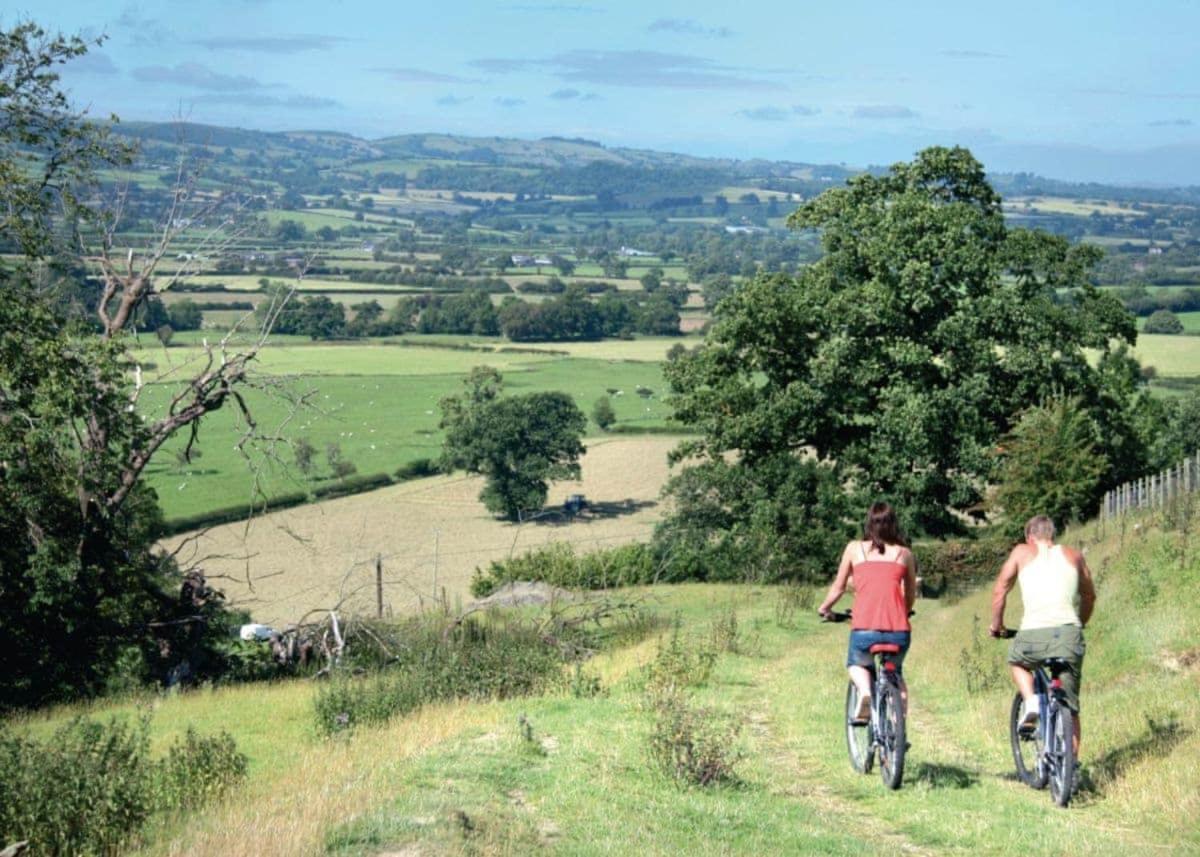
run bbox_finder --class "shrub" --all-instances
[0,718,246,856]
[912,536,1012,599]
[313,614,567,735]
[592,395,616,431]
[641,616,717,703]
[469,542,660,597]
[647,689,742,787]
[1144,309,1184,334]
[774,583,818,628]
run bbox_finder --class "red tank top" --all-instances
[851,557,910,632]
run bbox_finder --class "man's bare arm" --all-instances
[1077,555,1096,627]
[990,549,1021,634]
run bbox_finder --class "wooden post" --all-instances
[375,554,384,619]
[432,529,440,601]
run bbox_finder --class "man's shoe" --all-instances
[1019,698,1039,735]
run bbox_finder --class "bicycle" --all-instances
[822,610,907,790]
[994,629,1076,808]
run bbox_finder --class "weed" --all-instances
[710,604,759,655]
[568,662,604,699]
[641,616,717,704]
[647,689,742,787]
[774,583,816,628]
[516,713,547,758]
[958,614,1005,694]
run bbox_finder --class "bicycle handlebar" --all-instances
[991,628,1017,639]
[818,609,915,623]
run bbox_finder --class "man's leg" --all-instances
[1011,663,1035,702]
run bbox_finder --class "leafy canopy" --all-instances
[440,368,587,520]
[665,146,1136,537]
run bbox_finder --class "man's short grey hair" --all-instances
[1025,515,1056,541]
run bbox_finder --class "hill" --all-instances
[11,505,1198,855]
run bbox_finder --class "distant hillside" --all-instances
[113,121,1200,204]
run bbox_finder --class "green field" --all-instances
[134,339,678,521]
[1131,333,1200,375]
[13,510,1198,855]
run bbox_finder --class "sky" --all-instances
[33,0,1200,185]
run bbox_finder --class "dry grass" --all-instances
[165,437,677,625]
[131,699,501,857]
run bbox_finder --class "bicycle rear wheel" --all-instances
[1049,704,1076,808]
[1010,692,1047,789]
[845,682,874,774]
[877,679,906,790]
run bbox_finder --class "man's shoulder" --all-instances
[1057,544,1083,564]
[1008,543,1036,562]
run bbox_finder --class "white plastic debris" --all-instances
[239,623,276,642]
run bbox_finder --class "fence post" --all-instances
[375,554,384,619]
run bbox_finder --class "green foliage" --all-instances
[0,717,245,856]
[667,147,1139,538]
[441,371,586,519]
[592,395,616,430]
[651,455,857,584]
[911,536,1012,599]
[1143,309,1184,334]
[325,442,357,481]
[773,582,818,629]
[993,397,1107,532]
[166,299,203,331]
[469,542,660,596]
[293,436,316,476]
[312,615,567,735]
[0,22,130,259]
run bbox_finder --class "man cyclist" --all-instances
[990,515,1096,754]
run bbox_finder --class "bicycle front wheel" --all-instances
[877,678,906,790]
[845,682,874,774]
[1049,704,1076,808]
[1010,692,1047,789]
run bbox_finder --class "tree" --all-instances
[592,396,616,431]
[325,442,357,481]
[294,437,316,477]
[0,22,293,707]
[1144,309,1184,334]
[155,324,174,347]
[440,372,586,520]
[167,299,203,331]
[665,147,1139,539]
[992,398,1106,532]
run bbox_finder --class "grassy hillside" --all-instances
[10,504,1198,855]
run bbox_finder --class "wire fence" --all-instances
[1101,450,1200,520]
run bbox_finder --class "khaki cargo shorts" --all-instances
[1007,625,1085,712]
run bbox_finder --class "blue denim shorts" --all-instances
[847,630,911,672]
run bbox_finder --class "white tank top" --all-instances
[1018,544,1081,630]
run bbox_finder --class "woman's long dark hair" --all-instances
[864,502,905,554]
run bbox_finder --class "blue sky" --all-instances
[36,0,1200,184]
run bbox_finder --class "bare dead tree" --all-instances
[69,136,315,528]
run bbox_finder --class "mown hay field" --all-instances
[166,436,677,625]
[1131,333,1200,376]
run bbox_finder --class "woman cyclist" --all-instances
[818,502,918,722]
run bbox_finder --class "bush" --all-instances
[313,614,567,735]
[592,395,616,431]
[641,616,717,702]
[912,537,1011,598]
[469,542,660,597]
[647,689,742,787]
[0,718,246,856]
[1144,309,1185,334]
